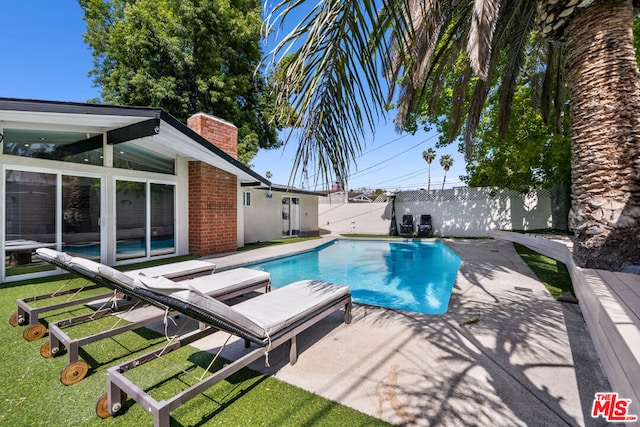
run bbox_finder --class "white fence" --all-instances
[319,187,552,237]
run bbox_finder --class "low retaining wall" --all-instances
[489,231,640,420]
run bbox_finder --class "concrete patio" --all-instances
[169,237,613,426]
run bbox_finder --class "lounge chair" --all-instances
[417,214,433,237]
[34,249,270,385]
[95,274,351,427]
[9,248,216,341]
[399,214,414,236]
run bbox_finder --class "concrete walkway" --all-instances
[172,237,612,426]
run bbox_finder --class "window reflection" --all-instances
[113,141,175,174]
[5,170,57,276]
[2,129,103,166]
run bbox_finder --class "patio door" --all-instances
[61,175,103,260]
[3,169,104,281]
[282,196,300,237]
[115,179,175,262]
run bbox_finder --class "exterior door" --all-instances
[282,196,300,237]
[3,169,103,281]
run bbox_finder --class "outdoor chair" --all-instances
[399,214,414,235]
[417,214,433,237]
[9,248,216,341]
[28,249,269,385]
[95,275,352,427]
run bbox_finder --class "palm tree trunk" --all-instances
[428,164,431,191]
[442,173,447,191]
[564,0,640,269]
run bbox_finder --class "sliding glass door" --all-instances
[62,176,102,259]
[115,180,175,261]
[4,169,103,279]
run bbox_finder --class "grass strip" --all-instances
[513,243,574,299]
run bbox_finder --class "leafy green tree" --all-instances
[265,0,640,270]
[80,0,281,164]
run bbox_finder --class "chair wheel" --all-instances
[95,391,127,418]
[60,361,89,385]
[40,341,64,358]
[23,324,46,341]
[95,393,111,419]
[9,313,20,327]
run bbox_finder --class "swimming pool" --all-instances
[246,239,461,315]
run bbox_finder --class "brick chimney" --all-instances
[187,113,238,256]
[187,113,238,159]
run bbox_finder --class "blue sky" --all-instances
[0,0,466,192]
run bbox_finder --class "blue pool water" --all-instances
[247,239,461,315]
[64,237,175,258]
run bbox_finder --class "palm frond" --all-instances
[263,0,387,186]
[496,1,537,138]
[467,0,502,80]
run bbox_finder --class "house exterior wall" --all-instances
[243,190,320,243]
[187,113,239,255]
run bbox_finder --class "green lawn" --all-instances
[0,260,389,426]
[513,243,575,299]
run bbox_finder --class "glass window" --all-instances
[113,141,175,174]
[282,196,300,236]
[5,170,57,276]
[2,129,103,166]
[62,176,102,259]
[243,191,251,207]
[150,184,175,256]
[116,180,147,261]
[116,180,176,261]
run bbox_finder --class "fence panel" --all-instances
[319,188,552,237]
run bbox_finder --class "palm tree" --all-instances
[422,148,436,191]
[439,154,453,190]
[264,0,640,270]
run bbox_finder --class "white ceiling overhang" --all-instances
[0,98,269,186]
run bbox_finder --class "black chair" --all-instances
[417,214,433,237]
[399,214,414,235]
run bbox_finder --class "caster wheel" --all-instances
[23,324,46,341]
[60,361,89,385]
[9,313,20,327]
[40,341,64,358]
[95,391,126,419]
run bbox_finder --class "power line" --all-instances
[349,133,439,178]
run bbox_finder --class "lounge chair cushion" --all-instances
[130,260,216,279]
[36,248,73,265]
[136,278,348,341]
[69,256,137,290]
[234,280,350,336]
[137,268,269,296]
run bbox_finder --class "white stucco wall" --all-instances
[319,188,553,237]
[242,189,320,244]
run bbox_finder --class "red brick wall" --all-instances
[187,113,238,159]
[187,113,238,256]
